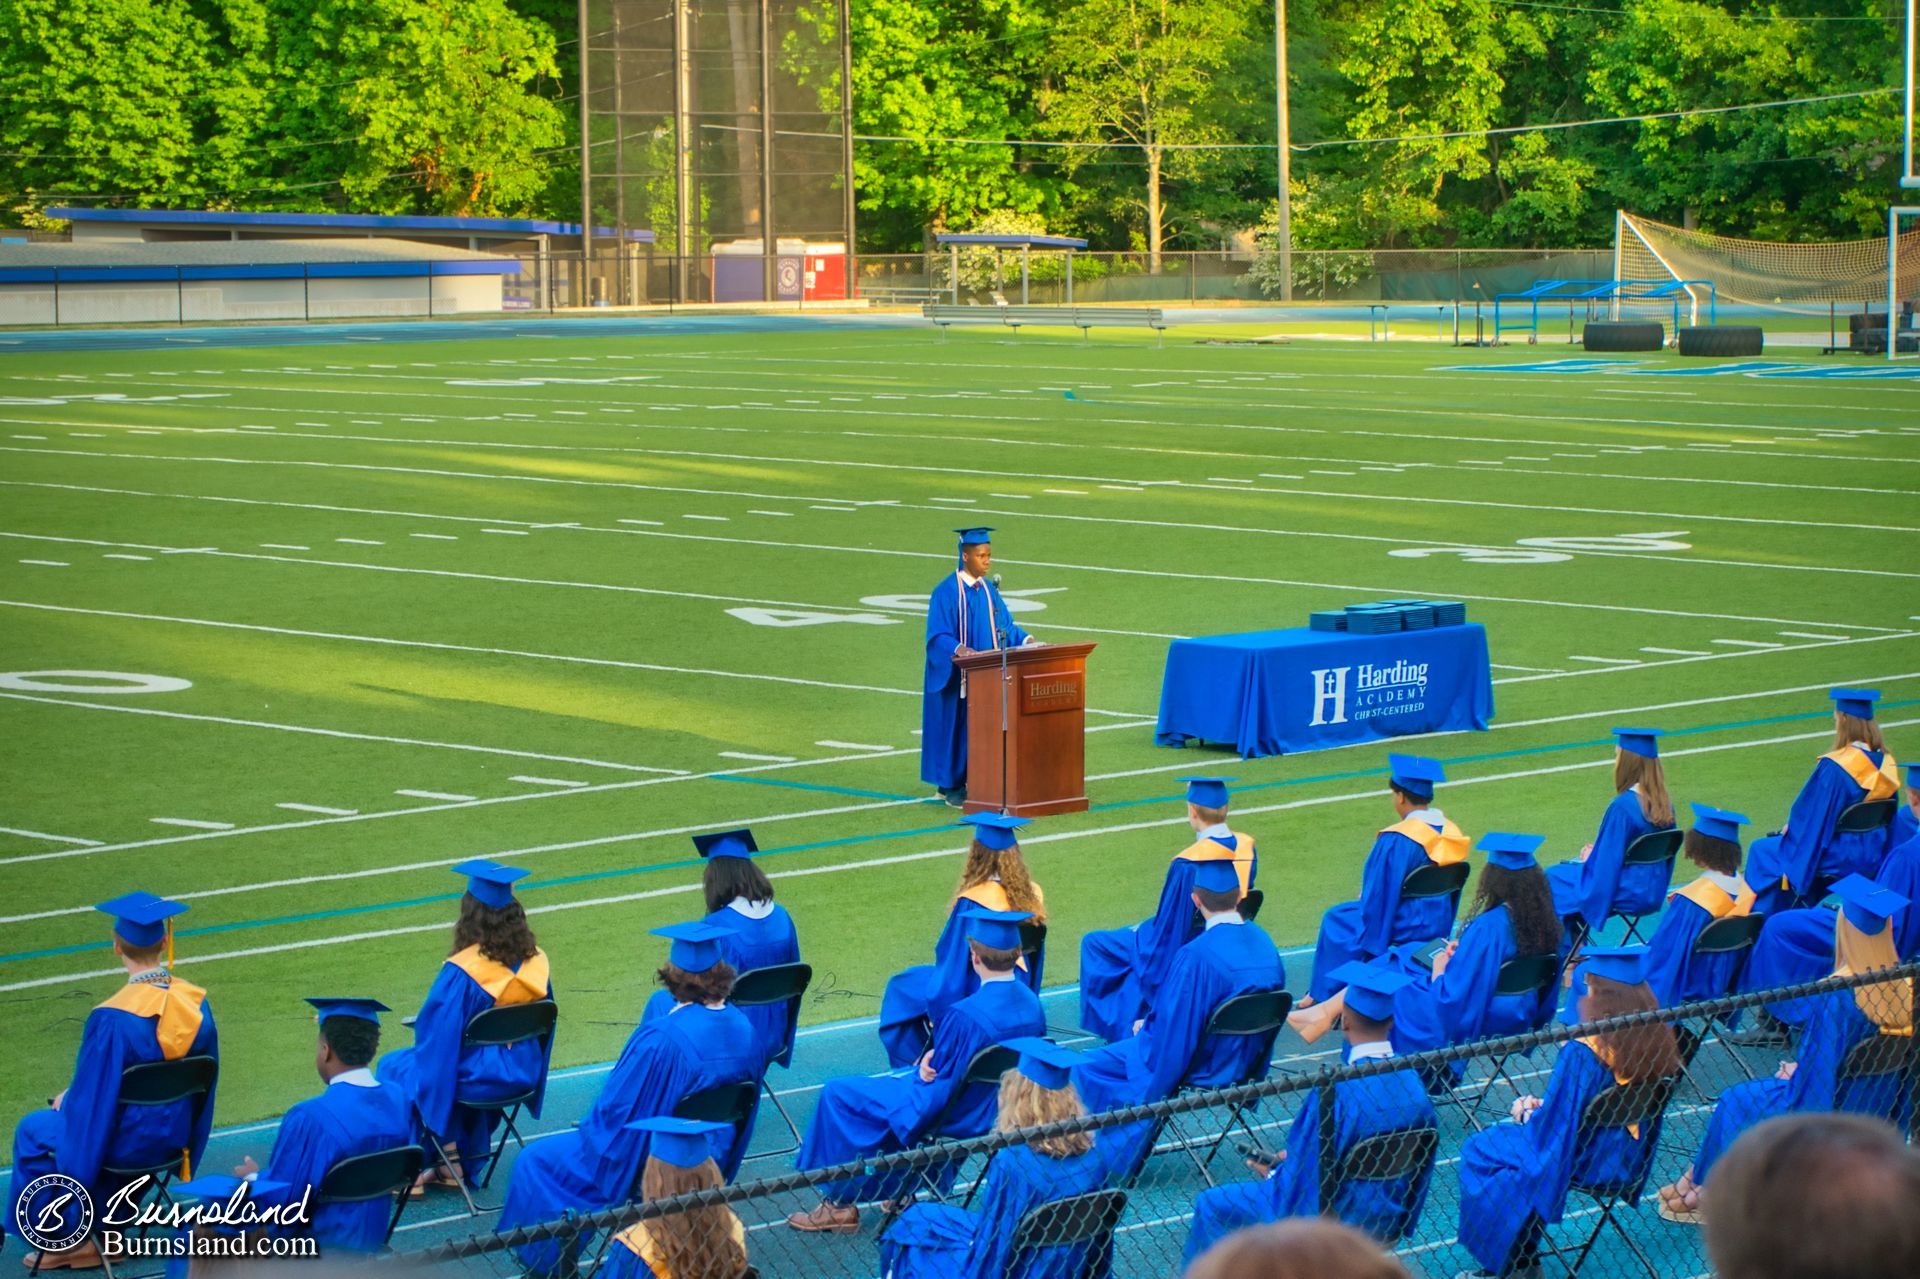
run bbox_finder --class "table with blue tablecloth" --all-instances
[1155,623,1494,758]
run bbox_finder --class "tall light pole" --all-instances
[1275,0,1292,300]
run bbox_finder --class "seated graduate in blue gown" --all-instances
[1739,768,1920,1024]
[922,526,1035,808]
[1079,776,1257,1044]
[878,813,1047,1068]
[1748,688,1902,916]
[1291,833,1563,1078]
[688,828,801,1072]
[879,1040,1118,1279]
[1074,860,1286,1114]
[1184,962,1438,1263]
[1642,804,1757,1009]
[787,910,1046,1234]
[1544,728,1679,941]
[1655,878,1914,1225]
[1307,755,1471,1002]
[1455,948,1683,1278]
[234,999,418,1255]
[500,922,759,1275]
[7,892,218,1271]
[377,860,553,1192]
[599,1119,749,1279]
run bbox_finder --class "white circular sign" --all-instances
[0,670,192,694]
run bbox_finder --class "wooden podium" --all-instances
[955,642,1096,817]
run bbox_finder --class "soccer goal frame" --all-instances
[1892,206,1920,361]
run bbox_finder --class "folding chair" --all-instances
[1678,914,1766,1088]
[729,962,812,1157]
[1398,860,1470,917]
[313,1144,428,1254]
[1569,829,1684,948]
[1163,989,1293,1184]
[1837,1031,1915,1132]
[1523,1075,1677,1278]
[1834,798,1897,836]
[1001,1188,1129,1279]
[898,1044,1022,1218]
[420,996,558,1214]
[1455,953,1563,1126]
[1318,1125,1440,1246]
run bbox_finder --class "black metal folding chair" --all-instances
[1523,1075,1677,1278]
[730,962,812,1157]
[420,996,558,1214]
[1678,913,1767,1089]
[1318,1125,1440,1246]
[1162,988,1293,1184]
[899,1043,1022,1217]
[1836,1030,1912,1128]
[1834,797,1897,836]
[1001,1188,1129,1279]
[1455,953,1564,1126]
[313,1144,428,1254]
[1398,859,1470,914]
[73,1054,221,1275]
[1569,829,1683,948]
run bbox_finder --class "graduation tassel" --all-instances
[178,1148,191,1180]
[165,921,174,971]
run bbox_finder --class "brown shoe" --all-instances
[23,1241,103,1271]
[785,1202,860,1234]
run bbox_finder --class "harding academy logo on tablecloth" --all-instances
[1308,660,1430,727]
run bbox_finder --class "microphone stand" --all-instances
[993,608,1012,818]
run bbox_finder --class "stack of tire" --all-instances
[1582,320,1765,355]
[1850,312,1918,355]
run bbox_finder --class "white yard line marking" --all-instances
[813,740,892,752]
[335,538,383,546]
[481,528,529,536]
[259,544,309,551]
[1494,630,1920,684]
[683,514,730,522]
[1777,631,1850,641]
[1712,638,1785,649]
[1488,662,1563,673]
[101,554,151,561]
[617,518,665,527]
[275,803,358,816]
[748,509,793,517]
[509,775,590,789]
[1567,655,1642,666]
[409,533,457,540]
[150,817,233,831]
[394,789,476,802]
[18,560,67,567]
[1642,646,1711,656]
[0,827,100,847]
[718,751,798,763]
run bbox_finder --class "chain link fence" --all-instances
[375,963,1917,1279]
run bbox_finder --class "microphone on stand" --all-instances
[989,573,1008,646]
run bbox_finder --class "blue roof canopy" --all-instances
[47,207,655,242]
[934,232,1087,250]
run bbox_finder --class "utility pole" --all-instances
[1274,0,1292,300]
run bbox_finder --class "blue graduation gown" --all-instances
[1748,749,1898,913]
[261,1077,416,1253]
[1074,921,1285,1113]
[879,1142,1115,1279]
[1309,817,1468,1001]
[797,978,1044,1206]
[879,887,1043,1069]
[1693,988,1905,1183]
[707,900,802,1070]
[376,950,553,1183]
[500,1002,758,1275]
[1384,906,1555,1058]
[1545,790,1674,933]
[1457,1042,1665,1275]
[6,979,218,1247]
[1641,875,1754,1009]
[1078,833,1256,1044]
[920,573,1030,790]
[1183,1062,1436,1262]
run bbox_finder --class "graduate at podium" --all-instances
[7,892,218,1271]
[921,527,1036,808]
[1307,755,1470,1002]
[238,998,416,1254]
[1079,776,1256,1043]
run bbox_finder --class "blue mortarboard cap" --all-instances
[1478,832,1545,871]
[1328,961,1413,1021]
[961,812,1029,852]
[1387,754,1444,798]
[651,921,734,973]
[692,829,758,861]
[1182,776,1235,809]
[94,891,187,948]
[965,908,1030,951]
[1191,859,1244,895]
[304,997,390,1025]
[954,527,994,546]
[1688,802,1749,844]
[1003,1037,1081,1090]
[1560,946,1647,1023]
[172,1174,289,1204]
[451,859,529,909]
[1830,687,1880,720]
[1831,875,1907,934]
[622,1117,731,1169]
[1611,727,1663,760]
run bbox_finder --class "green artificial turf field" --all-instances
[1,319,1916,1138]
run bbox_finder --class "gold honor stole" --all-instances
[99,978,208,1061]
[1175,835,1255,894]
[1673,876,1755,919]
[614,1212,746,1278]
[448,947,550,1006]
[957,882,1043,969]
[1822,747,1902,803]
[1382,817,1472,866]
[1576,1037,1646,1138]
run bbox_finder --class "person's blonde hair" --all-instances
[996,1070,1093,1159]
[1834,913,1913,1033]
[638,1156,747,1279]
[1834,711,1886,753]
[1615,749,1674,827]
[954,842,1046,921]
